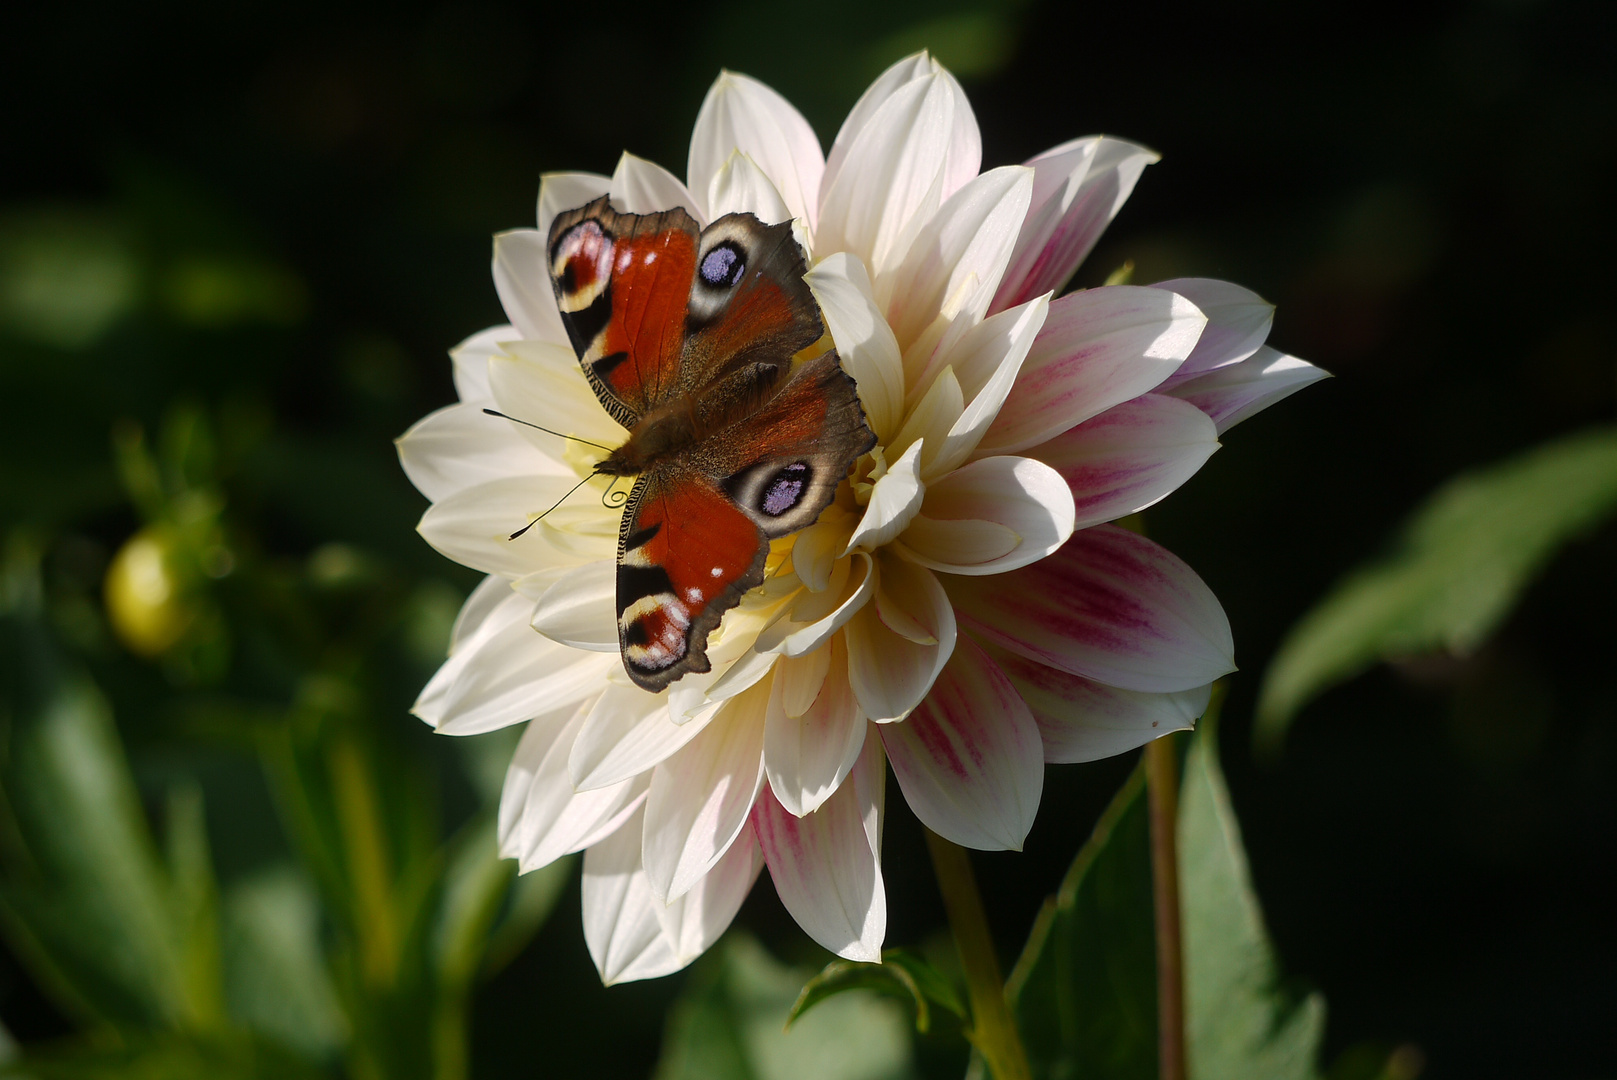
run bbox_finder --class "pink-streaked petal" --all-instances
[978,286,1207,457]
[449,325,513,404]
[492,229,569,346]
[879,635,1042,850]
[927,297,1051,477]
[537,172,612,245]
[610,152,702,221]
[948,524,1235,694]
[815,70,955,282]
[414,590,615,735]
[752,736,886,961]
[688,71,824,229]
[765,637,866,816]
[1151,278,1274,388]
[845,439,925,554]
[530,559,618,652]
[898,455,1075,576]
[1164,346,1330,433]
[642,678,769,901]
[397,402,565,504]
[498,705,649,872]
[986,643,1211,763]
[706,151,793,224]
[757,551,874,657]
[846,554,956,722]
[991,136,1158,313]
[883,166,1034,347]
[1028,393,1219,530]
[651,824,764,968]
[417,474,608,579]
[581,805,682,984]
[568,680,712,791]
[804,254,905,441]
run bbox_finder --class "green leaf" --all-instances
[220,865,346,1060]
[655,934,914,1080]
[790,948,965,1033]
[1006,767,1156,1080]
[0,1033,327,1080]
[1009,717,1326,1080]
[1180,717,1325,1080]
[1256,425,1617,748]
[0,618,223,1030]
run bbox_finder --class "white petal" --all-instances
[757,551,875,657]
[652,824,764,967]
[415,591,616,735]
[706,151,793,223]
[530,559,618,652]
[891,369,964,479]
[992,136,1158,312]
[537,172,612,244]
[879,635,1042,850]
[492,229,568,346]
[642,677,769,901]
[845,554,956,722]
[417,474,608,579]
[804,254,905,442]
[844,439,926,554]
[1029,393,1219,530]
[978,286,1207,456]
[498,706,649,872]
[752,740,885,961]
[1164,346,1329,433]
[789,509,854,593]
[449,325,514,404]
[987,643,1210,763]
[816,68,956,283]
[688,70,824,228]
[397,401,566,505]
[1151,278,1274,388]
[448,573,514,654]
[581,805,682,984]
[569,680,712,791]
[777,646,832,718]
[898,455,1075,576]
[884,165,1033,347]
[927,296,1051,477]
[490,339,628,452]
[764,637,866,816]
[610,152,702,220]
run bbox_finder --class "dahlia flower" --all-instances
[398,53,1325,984]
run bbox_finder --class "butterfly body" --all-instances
[548,196,874,691]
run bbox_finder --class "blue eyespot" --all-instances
[700,244,745,288]
[760,463,809,517]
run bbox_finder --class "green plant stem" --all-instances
[1145,735,1186,1080]
[924,827,1030,1080]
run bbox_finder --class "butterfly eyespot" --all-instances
[699,242,746,288]
[758,462,810,517]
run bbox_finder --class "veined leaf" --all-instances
[1256,425,1617,749]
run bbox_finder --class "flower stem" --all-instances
[1145,735,1186,1080]
[924,828,1031,1080]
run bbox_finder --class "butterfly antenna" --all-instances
[483,409,614,453]
[508,473,596,541]
[600,475,629,509]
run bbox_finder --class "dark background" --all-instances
[2,0,1614,1077]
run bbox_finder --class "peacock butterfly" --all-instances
[547,196,875,691]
